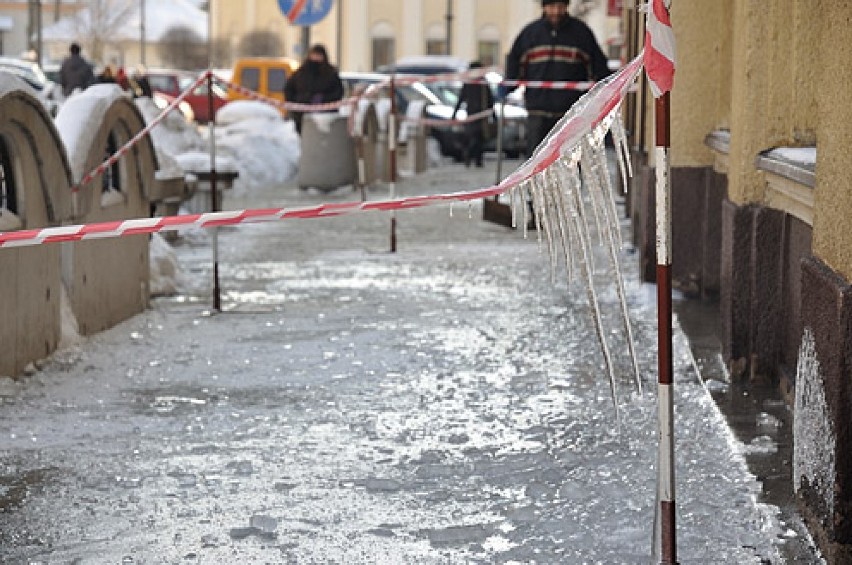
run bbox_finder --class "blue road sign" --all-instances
[277,0,334,26]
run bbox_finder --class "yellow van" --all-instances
[228,57,300,112]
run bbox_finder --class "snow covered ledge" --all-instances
[756,146,816,226]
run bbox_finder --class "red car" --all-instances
[146,70,229,123]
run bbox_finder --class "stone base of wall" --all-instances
[631,163,725,296]
[797,256,852,561]
[719,200,814,381]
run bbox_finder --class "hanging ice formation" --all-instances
[503,102,642,411]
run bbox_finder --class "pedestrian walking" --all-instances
[284,44,344,135]
[451,61,495,168]
[59,43,94,97]
[504,0,611,156]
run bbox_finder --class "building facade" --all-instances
[0,0,82,60]
[624,1,852,560]
[212,0,621,71]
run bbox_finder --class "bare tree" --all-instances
[157,26,208,70]
[71,0,135,63]
[238,30,283,57]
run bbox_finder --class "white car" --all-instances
[0,57,60,116]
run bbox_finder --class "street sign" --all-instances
[278,0,334,26]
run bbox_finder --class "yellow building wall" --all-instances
[812,0,852,280]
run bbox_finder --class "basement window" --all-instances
[0,135,22,231]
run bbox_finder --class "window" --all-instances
[268,68,287,93]
[102,132,121,194]
[240,67,260,92]
[478,41,500,67]
[426,39,447,55]
[0,136,17,215]
[372,38,395,71]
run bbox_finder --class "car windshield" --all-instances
[179,75,227,98]
[0,61,46,90]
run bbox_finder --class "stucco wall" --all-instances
[812,0,852,281]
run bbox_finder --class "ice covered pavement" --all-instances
[0,162,788,563]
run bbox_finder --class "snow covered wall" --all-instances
[56,84,158,335]
[0,74,74,377]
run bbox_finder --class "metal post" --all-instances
[388,75,397,253]
[208,72,221,311]
[336,0,343,70]
[445,0,453,55]
[140,0,146,66]
[35,0,42,68]
[301,26,310,58]
[495,99,504,184]
[655,90,675,565]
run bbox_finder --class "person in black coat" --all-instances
[284,44,344,134]
[451,61,495,168]
[505,0,611,156]
[59,43,95,97]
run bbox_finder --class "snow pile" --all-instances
[215,101,281,127]
[149,233,180,296]
[794,328,836,519]
[55,84,126,182]
[58,283,81,350]
[173,151,238,174]
[0,207,22,231]
[212,101,301,193]
[135,97,205,158]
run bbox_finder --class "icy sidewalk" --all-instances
[0,163,787,563]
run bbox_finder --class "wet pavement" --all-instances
[0,158,803,563]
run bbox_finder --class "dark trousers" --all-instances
[464,122,485,166]
[526,114,562,158]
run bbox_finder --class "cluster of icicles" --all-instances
[508,108,641,416]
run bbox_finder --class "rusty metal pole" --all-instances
[389,75,398,253]
[655,90,676,565]
[208,72,221,311]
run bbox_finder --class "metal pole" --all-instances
[445,0,453,55]
[208,72,221,311]
[389,75,397,253]
[301,26,310,58]
[140,0,146,66]
[36,0,42,68]
[495,99,504,184]
[655,90,675,565]
[336,0,343,69]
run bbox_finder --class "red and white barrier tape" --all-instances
[1,55,644,250]
[391,67,494,86]
[497,79,595,91]
[405,108,495,128]
[216,77,357,113]
[74,70,212,193]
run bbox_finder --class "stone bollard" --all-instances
[297,112,358,191]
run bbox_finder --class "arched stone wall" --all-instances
[56,85,158,336]
[0,77,74,377]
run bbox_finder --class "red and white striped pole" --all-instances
[388,75,398,253]
[208,71,222,311]
[645,0,677,562]
[655,91,676,565]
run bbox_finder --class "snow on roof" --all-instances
[55,84,127,182]
[43,0,207,44]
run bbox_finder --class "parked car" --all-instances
[0,57,60,115]
[228,57,299,115]
[146,69,228,123]
[377,57,527,160]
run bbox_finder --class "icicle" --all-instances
[532,175,558,283]
[578,145,606,250]
[468,201,473,219]
[510,185,518,229]
[611,111,633,189]
[564,168,621,420]
[586,134,643,394]
[449,201,454,218]
[557,157,596,275]
[521,182,530,240]
[530,179,545,247]
[547,167,574,287]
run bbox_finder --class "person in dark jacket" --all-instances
[505,0,611,156]
[284,44,344,135]
[59,43,94,97]
[451,61,495,168]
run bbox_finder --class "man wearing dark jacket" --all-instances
[59,43,94,97]
[284,44,344,135]
[452,61,495,167]
[505,0,610,156]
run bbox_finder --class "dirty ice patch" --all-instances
[213,108,300,193]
